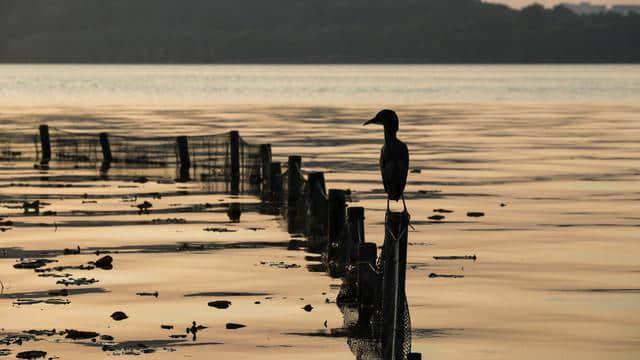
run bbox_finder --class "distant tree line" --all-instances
[0,0,638,63]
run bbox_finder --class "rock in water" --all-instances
[16,351,47,359]
[227,203,241,222]
[93,255,113,270]
[467,212,485,217]
[111,311,128,321]
[302,304,313,312]
[65,330,100,340]
[428,215,445,221]
[225,323,246,330]
[208,300,232,309]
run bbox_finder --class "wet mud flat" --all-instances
[1,103,640,359]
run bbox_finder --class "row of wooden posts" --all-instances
[37,124,245,194]
[36,124,419,359]
[260,150,420,360]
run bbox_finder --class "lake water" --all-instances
[0,64,639,360]
[0,64,639,106]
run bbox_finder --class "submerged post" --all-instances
[176,136,190,181]
[347,207,365,263]
[99,132,112,163]
[259,144,272,198]
[39,124,51,163]
[382,211,410,360]
[230,131,240,195]
[287,155,303,233]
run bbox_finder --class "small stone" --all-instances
[94,255,113,270]
[110,311,128,321]
[16,350,47,359]
[302,304,313,312]
[467,212,485,217]
[428,215,445,221]
[208,300,232,309]
[225,323,246,330]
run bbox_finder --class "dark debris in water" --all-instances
[16,350,47,359]
[225,323,246,330]
[208,300,231,309]
[428,273,464,279]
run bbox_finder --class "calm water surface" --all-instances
[0,64,639,106]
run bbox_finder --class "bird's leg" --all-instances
[402,195,407,213]
[402,195,416,230]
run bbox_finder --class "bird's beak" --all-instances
[363,117,380,126]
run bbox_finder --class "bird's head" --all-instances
[363,109,399,134]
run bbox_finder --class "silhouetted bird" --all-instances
[364,109,409,212]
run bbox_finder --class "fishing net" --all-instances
[0,130,38,162]
[2,127,263,194]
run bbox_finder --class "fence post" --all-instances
[307,172,327,252]
[176,136,190,181]
[270,161,283,205]
[99,132,112,163]
[259,144,272,199]
[287,155,303,233]
[382,211,410,360]
[347,207,365,263]
[39,124,51,163]
[230,131,240,195]
[327,189,347,275]
[356,242,378,333]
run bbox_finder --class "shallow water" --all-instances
[0,65,639,359]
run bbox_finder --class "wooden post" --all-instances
[176,136,190,181]
[259,144,272,198]
[307,172,328,252]
[287,155,303,233]
[230,131,240,195]
[327,189,347,275]
[408,353,422,360]
[347,207,365,263]
[382,211,410,360]
[270,162,282,204]
[39,124,51,163]
[328,189,346,244]
[357,242,378,333]
[99,132,112,163]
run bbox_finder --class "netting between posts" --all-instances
[0,130,38,162]
[0,126,262,194]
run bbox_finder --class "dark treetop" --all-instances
[1,0,639,63]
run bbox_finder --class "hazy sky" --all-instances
[494,0,640,8]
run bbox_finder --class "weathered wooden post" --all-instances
[176,136,190,181]
[356,242,378,333]
[287,155,303,233]
[307,172,328,252]
[328,189,346,244]
[259,144,272,199]
[270,161,283,205]
[39,124,51,163]
[382,211,410,360]
[327,189,347,276]
[99,132,113,163]
[230,131,240,195]
[347,206,365,263]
